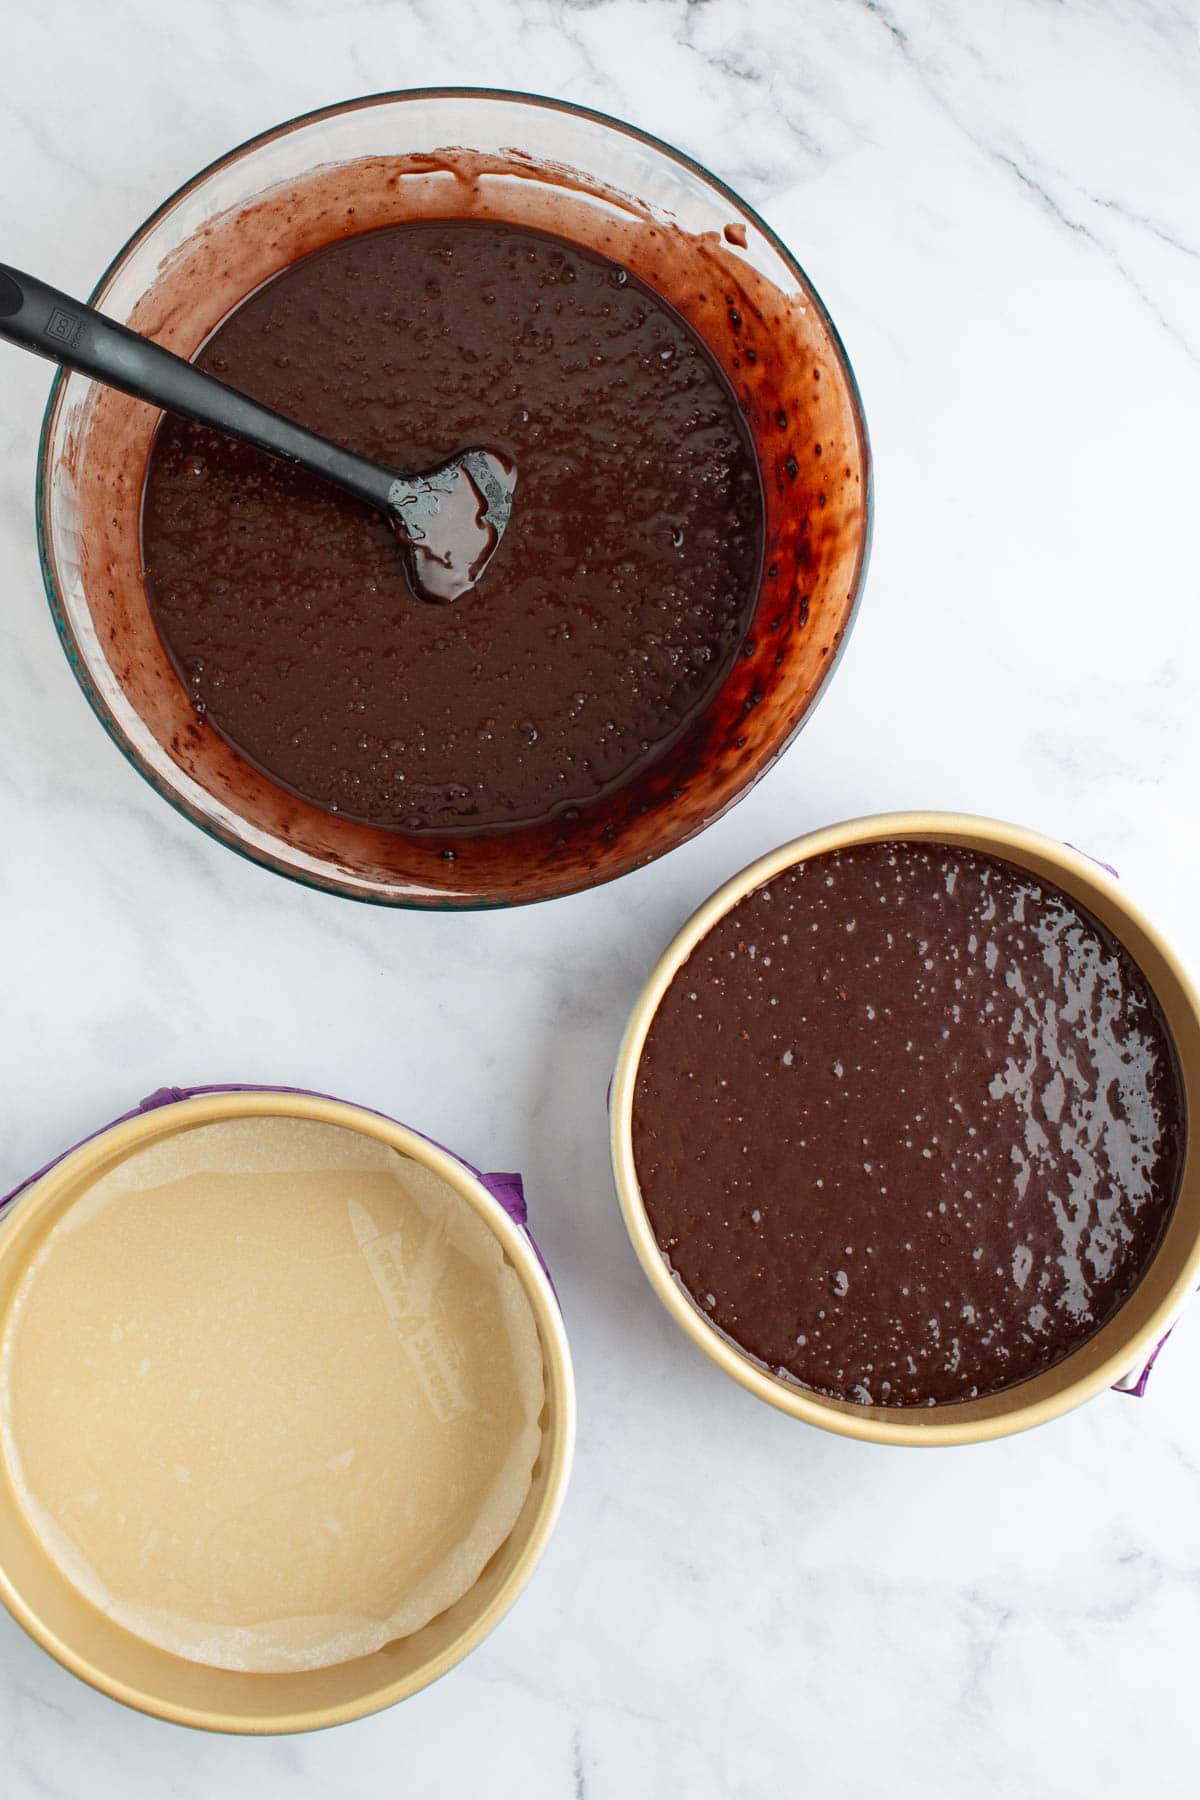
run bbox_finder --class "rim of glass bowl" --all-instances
[36,87,874,911]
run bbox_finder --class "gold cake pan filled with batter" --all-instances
[611,813,1200,1447]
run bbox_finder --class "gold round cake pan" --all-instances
[0,1088,575,1733]
[610,811,1200,1447]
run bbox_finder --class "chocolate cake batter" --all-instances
[141,221,763,832]
[633,842,1185,1405]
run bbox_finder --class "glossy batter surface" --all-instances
[633,842,1185,1405]
[142,220,762,832]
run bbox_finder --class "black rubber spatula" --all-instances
[0,261,515,603]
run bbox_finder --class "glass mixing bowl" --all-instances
[38,89,872,907]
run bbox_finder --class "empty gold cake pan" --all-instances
[0,1086,575,1733]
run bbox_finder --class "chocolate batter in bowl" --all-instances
[611,816,1200,1445]
[38,90,870,906]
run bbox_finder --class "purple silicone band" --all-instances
[1067,844,1120,883]
[0,1084,553,1294]
[1113,1332,1171,1400]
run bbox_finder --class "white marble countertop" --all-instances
[2,2,1199,1793]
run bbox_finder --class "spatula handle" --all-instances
[0,261,398,512]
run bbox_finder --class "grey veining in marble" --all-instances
[1,1,1198,1794]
